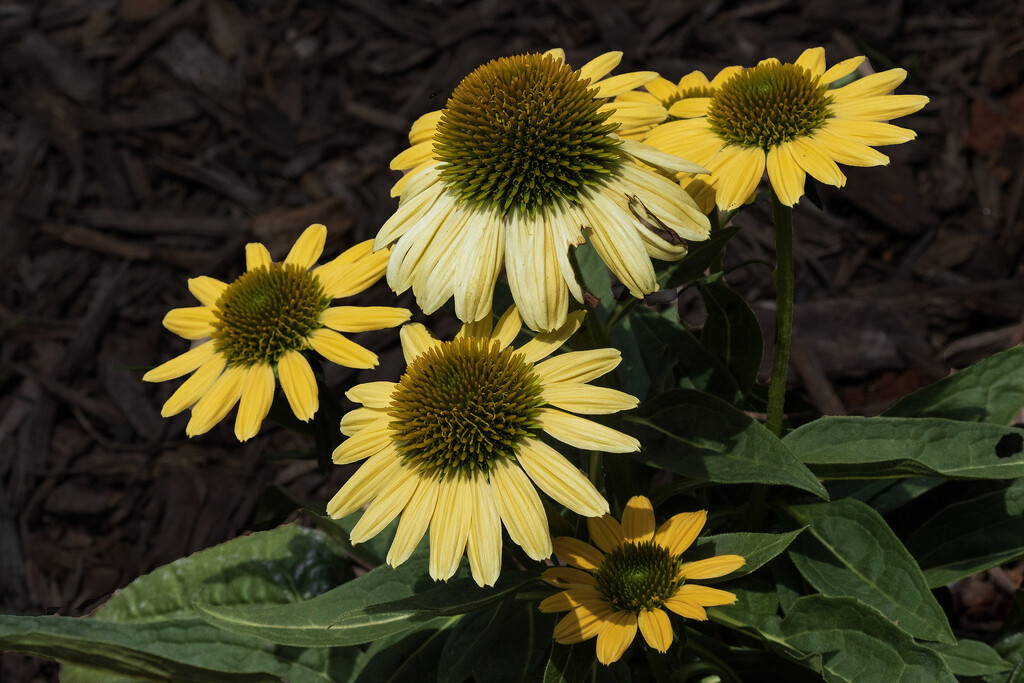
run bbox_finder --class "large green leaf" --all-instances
[699,281,763,396]
[709,584,954,682]
[196,558,537,648]
[628,389,827,498]
[348,615,459,683]
[906,478,1024,587]
[784,416,1024,480]
[884,344,1024,424]
[786,499,954,643]
[16,526,357,683]
[922,639,1013,676]
[629,308,741,401]
[829,477,944,514]
[687,529,804,582]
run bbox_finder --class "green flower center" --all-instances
[707,62,832,148]
[594,541,682,613]
[388,338,545,478]
[432,52,622,216]
[212,264,331,366]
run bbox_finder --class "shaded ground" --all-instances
[1,0,1022,679]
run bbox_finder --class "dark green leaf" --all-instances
[609,316,650,401]
[786,499,954,643]
[828,477,944,514]
[366,571,539,617]
[574,239,614,319]
[784,417,1024,480]
[349,615,458,683]
[628,389,827,498]
[699,281,763,395]
[906,478,1024,587]
[663,225,742,288]
[921,639,1012,676]
[884,345,1024,424]
[687,529,804,582]
[470,601,556,683]
[987,631,1024,683]
[438,602,510,683]
[629,308,741,401]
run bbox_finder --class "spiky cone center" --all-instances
[707,62,832,149]
[433,52,622,216]
[388,338,545,478]
[212,264,331,366]
[594,541,682,614]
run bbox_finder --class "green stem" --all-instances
[765,191,795,437]
[708,209,724,276]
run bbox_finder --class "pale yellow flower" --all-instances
[327,306,641,587]
[643,47,929,211]
[144,225,409,440]
[541,495,744,665]
[378,49,711,333]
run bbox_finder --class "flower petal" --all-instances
[491,306,523,350]
[537,408,640,453]
[454,211,504,325]
[186,364,247,437]
[504,210,568,333]
[587,514,625,553]
[187,276,227,307]
[674,584,738,607]
[278,350,318,422]
[539,586,605,613]
[308,328,378,369]
[160,355,226,417]
[595,609,638,665]
[234,363,275,442]
[654,510,707,556]
[162,306,217,340]
[429,474,473,581]
[794,47,826,78]
[678,555,745,580]
[790,136,846,188]
[542,566,598,588]
[516,437,609,518]
[284,223,327,269]
[534,349,621,385]
[332,418,391,464]
[553,602,614,644]
[490,458,552,561]
[466,471,502,587]
[551,537,604,571]
[664,596,707,620]
[326,447,402,518]
[622,495,656,543]
[344,382,397,409]
[766,141,806,207]
[339,407,388,436]
[387,474,440,567]
[143,340,217,383]
[820,56,865,86]
[315,245,391,299]
[638,608,673,652]
[518,311,585,364]
[542,383,638,415]
[713,145,765,212]
[349,464,420,543]
[399,323,441,364]
[579,51,622,84]
[319,306,411,333]
[245,242,272,270]
[592,71,658,98]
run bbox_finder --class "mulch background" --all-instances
[1,0,1022,680]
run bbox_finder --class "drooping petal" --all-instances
[160,354,226,417]
[595,609,638,665]
[553,602,615,644]
[349,464,420,543]
[319,306,411,333]
[326,448,402,518]
[143,340,217,383]
[537,408,640,453]
[308,328,378,369]
[638,608,673,652]
[504,210,568,333]
[284,223,327,269]
[490,458,552,560]
[186,364,248,436]
[234,363,275,441]
[516,438,609,518]
[765,142,806,207]
[454,209,504,325]
[713,145,766,212]
[278,350,318,421]
[387,474,441,567]
[466,471,502,587]
[429,474,473,581]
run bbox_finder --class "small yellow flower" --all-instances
[615,66,743,139]
[327,306,642,588]
[379,49,711,333]
[143,225,410,441]
[541,495,744,665]
[643,47,929,211]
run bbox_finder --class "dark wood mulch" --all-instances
[1,0,1022,679]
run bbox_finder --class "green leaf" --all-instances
[785,499,954,643]
[437,602,510,683]
[468,601,556,683]
[687,529,805,582]
[884,344,1024,424]
[628,389,827,498]
[921,639,1012,676]
[574,238,614,319]
[765,596,954,682]
[699,281,763,396]
[629,308,741,402]
[784,416,1024,480]
[348,615,459,683]
[53,526,358,683]
[543,642,630,683]
[906,478,1024,587]
[663,224,741,288]
[197,558,537,648]
[609,316,650,401]
[828,477,944,514]
[988,631,1024,683]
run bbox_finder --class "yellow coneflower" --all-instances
[643,47,929,211]
[541,495,744,665]
[378,49,711,333]
[143,225,410,441]
[327,306,641,587]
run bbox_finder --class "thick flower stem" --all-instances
[765,191,794,437]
